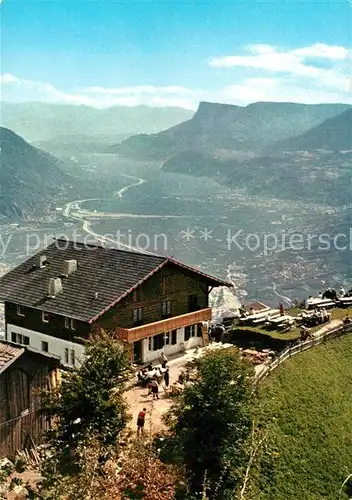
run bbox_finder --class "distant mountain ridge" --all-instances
[0,127,69,218]
[0,102,193,143]
[113,101,350,159]
[269,108,352,152]
[162,107,351,205]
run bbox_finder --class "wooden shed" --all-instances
[0,341,60,458]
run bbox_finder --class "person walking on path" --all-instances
[164,368,170,388]
[137,408,147,436]
[159,351,168,368]
[151,379,159,400]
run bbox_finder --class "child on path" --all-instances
[137,408,147,436]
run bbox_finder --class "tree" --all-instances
[39,331,132,478]
[165,347,255,499]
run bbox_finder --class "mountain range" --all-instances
[113,101,350,159]
[0,102,193,143]
[113,101,351,205]
[0,127,70,219]
[1,100,351,220]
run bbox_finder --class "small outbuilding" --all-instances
[0,341,60,458]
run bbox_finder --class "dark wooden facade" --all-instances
[0,349,59,458]
[97,262,209,330]
[5,262,210,344]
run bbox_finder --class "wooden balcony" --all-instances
[115,307,212,343]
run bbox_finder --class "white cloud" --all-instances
[0,74,198,109]
[1,40,351,115]
[85,85,193,96]
[0,73,19,83]
[291,43,350,60]
[209,43,351,93]
[220,77,348,106]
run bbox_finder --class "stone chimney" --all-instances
[37,254,47,268]
[63,259,77,277]
[48,278,63,298]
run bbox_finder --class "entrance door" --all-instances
[133,340,143,363]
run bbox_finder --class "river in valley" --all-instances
[1,152,351,311]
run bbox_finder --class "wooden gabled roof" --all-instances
[0,342,60,374]
[0,239,231,323]
[0,343,24,374]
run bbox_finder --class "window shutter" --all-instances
[184,326,190,341]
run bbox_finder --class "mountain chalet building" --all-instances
[0,239,231,366]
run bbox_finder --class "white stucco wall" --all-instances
[6,323,84,367]
[141,326,202,363]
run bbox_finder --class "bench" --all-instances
[339,297,352,307]
[268,315,295,325]
[307,298,335,309]
[252,317,268,325]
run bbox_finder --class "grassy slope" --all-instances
[255,332,352,499]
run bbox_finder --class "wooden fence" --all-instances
[255,323,352,385]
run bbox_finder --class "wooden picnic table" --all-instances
[339,297,352,306]
[307,298,335,309]
[268,315,293,324]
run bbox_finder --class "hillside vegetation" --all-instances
[271,107,352,152]
[255,333,352,499]
[0,127,69,218]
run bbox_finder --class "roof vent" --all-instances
[37,255,47,268]
[48,278,63,298]
[94,292,99,299]
[63,259,77,277]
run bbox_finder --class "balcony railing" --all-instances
[115,307,212,343]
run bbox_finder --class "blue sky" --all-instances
[1,0,351,109]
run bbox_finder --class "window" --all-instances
[161,275,171,295]
[71,349,75,366]
[132,307,143,325]
[164,331,170,345]
[17,305,25,317]
[197,323,203,338]
[148,337,152,351]
[42,311,49,323]
[41,341,49,353]
[153,333,164,351]
[171,329,177,345]
[64,348,69,364]
[184,324,197,341]
[161,276,167,295]
[132,288,141,303]
[188,295,199,312]
[11,332,30,345]
[65,317,76,330]
[161,300,171,318]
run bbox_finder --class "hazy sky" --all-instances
[1,0,351,109]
